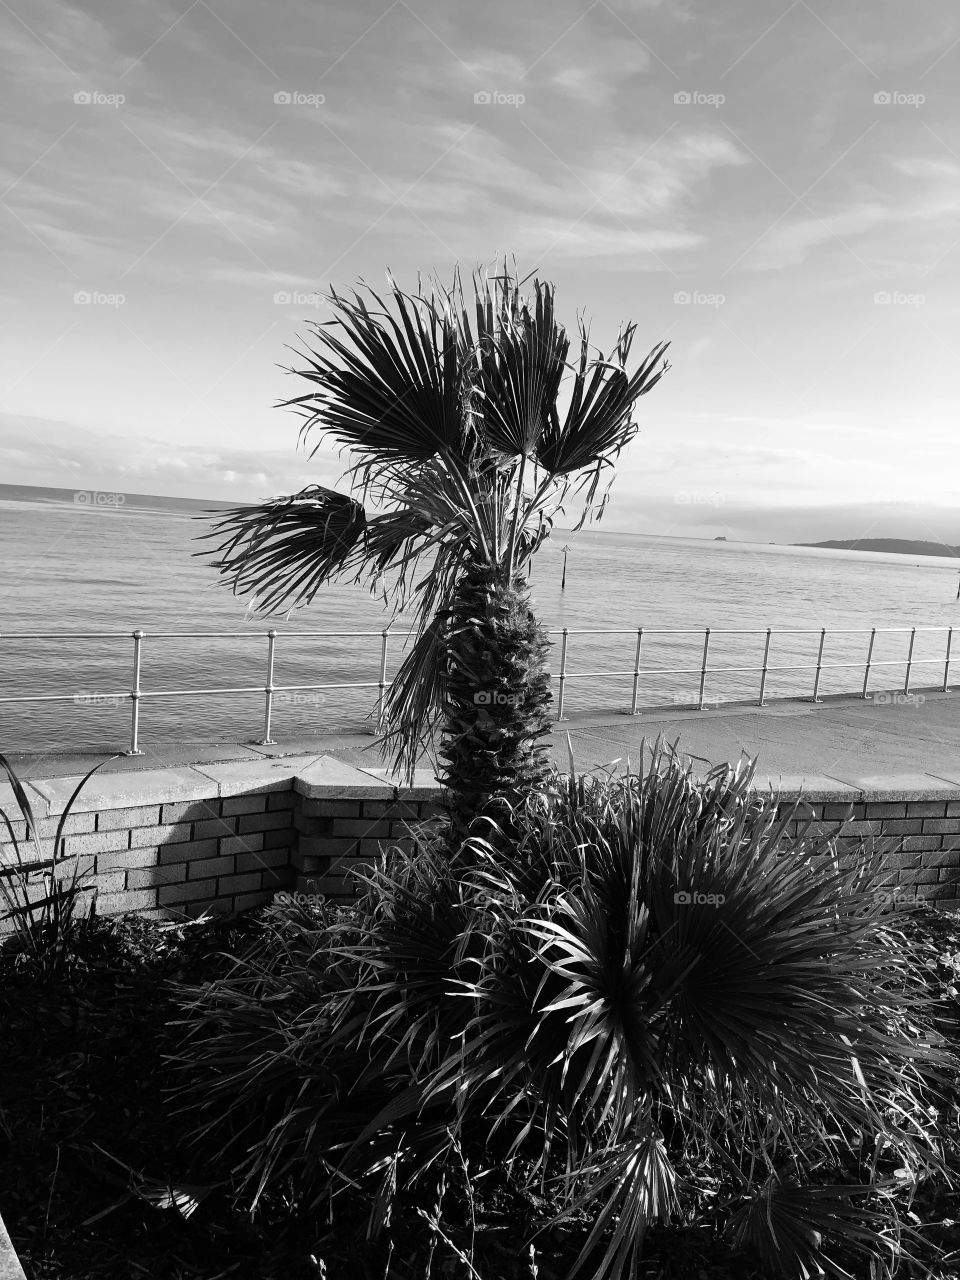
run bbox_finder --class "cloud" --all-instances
[742,203,890,270]
[742,153,960,270]
[387,123,741,261]
[0,413,340,501]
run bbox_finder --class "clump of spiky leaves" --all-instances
[197,264,669,787]
[0,752,120,982]
[167,742,955,1280]
[437,561,553,836]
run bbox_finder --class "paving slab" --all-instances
[6,691,960,801]
[554,691,960,792]
[249,733,378,759]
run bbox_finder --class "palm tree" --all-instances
[200,265,669,829]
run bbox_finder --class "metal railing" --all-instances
[549,625,954,717]
[0,624,953,754]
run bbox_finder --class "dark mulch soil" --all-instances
[2,904,960,1279]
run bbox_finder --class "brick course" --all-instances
[96,805,161,830]
[5,769,960,933]
[63,829,131,857]
[218,833,265,856]
[158,838,219,865]
[222,794,268,816]
[237,811,292,834]
[161,800,220,824]
[130,823,192,849]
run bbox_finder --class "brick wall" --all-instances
[780,797,960,905]
[0,790,297,922]
[292,794,446,900]
[2,756,959,929]
[0,755,447,929]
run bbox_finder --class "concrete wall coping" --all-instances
[294,756,411,800]
[0,783,23,820]
[2,751,960,824]
[190,754,326,797]
[0,1208,26,1280]
[747,773,960,802]
[26,767,227,817]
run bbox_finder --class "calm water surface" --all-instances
[2,498,959,751]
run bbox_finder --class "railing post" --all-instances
[257,629,277,745]
[375,629,390,732]
[758,628,772,706]
[629,627,643,715]
[556,628,569,720]
[944,627,953,693]
[861,627,876,698]
[903,626,916,695]
[126,629,145,755]
[811,628,826,703]
[697,628,711,710]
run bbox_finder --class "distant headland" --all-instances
[796,538,960,559]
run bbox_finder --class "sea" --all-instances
[2,491,960,754]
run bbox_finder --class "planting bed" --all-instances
[1,901,960,1280]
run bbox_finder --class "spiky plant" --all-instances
[168,742,957,1280]
[0,752,120,981]
[198,265,669,822]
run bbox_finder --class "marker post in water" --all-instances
[561,545,570,591]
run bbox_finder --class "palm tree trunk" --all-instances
[437,562,553,838]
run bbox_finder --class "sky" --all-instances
[1,0,959,544]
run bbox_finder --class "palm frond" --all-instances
[196,485,367,614]
[375,612,450,781]
[287,278,472,465]
[728,1176,900,1280]
[538,329,670,479]
[560,1127,678,1280]
[468,274,571,458]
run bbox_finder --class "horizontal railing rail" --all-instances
[0,624,953,754]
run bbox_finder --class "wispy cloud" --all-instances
[1,0,959,535]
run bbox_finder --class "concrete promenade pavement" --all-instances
[6,688,960,798]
